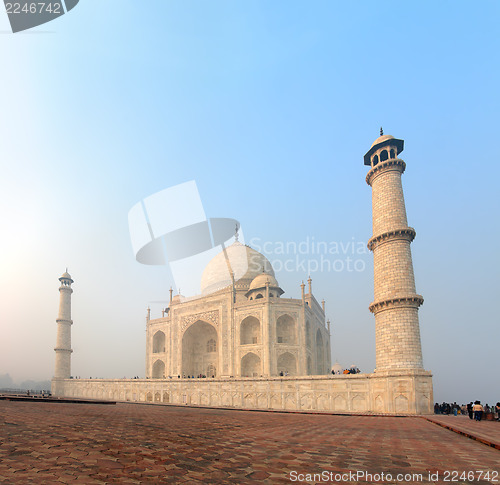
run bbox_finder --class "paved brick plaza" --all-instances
[0,402,499,484]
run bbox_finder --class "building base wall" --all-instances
[52,371,433,415]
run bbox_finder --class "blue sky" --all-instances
[0,1,499,404]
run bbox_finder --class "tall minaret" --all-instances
[365,132,424,372]
[54,270,74,379]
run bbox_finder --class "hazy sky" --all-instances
[1,1,499,405]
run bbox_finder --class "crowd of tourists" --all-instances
[434,401,500,421]
[331,367,361,375]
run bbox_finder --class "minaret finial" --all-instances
[380,127,383,136]
[235,223,239,242]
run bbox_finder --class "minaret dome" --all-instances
[364,134,404,168]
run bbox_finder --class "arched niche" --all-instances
[182,320,218,377]
[241,316,260,345]
[152,359,165,379]
[316,330,324,374]
[153,331,165,353]
[276,314,296,344]
[241,352,261,377]
[277,352,297,376]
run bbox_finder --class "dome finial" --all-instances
[380,127,384,136]
[234,223,239,242]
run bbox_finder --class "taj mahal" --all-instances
[52,132,434,414]
[147,241,331,380]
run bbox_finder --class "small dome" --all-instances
[249,272,279,291]
[201,241,274,294]
[364,134,404,166]
[370,134,395,148]
[59,270,73,282]
[331,362,343,373]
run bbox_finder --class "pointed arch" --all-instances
[152,359,165,378]
[333,394,346,411]
[182,320,218,377]
[276,314,296,344]
[240,316,260,345]
[277,352,297,376]
[241,352,261,377]
[395,394,409,413]
[316,330,324,374]
[207,338,217,353]
[153,331,165,353]
[207,364,217,377]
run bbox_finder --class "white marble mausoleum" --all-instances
[146,240,331,380]
[51,133,434,415]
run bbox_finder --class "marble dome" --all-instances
[200,241,275,295]
[370,134,395,148]
[59,271,73,282]
[249,273,279,291]
[364,134,404,166]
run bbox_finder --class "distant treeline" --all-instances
[0,373,50,391]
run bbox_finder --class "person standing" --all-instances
[473,401,484,421]
[467,402,473,420]
[495,402,500,421]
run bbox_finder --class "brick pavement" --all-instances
[0,401,499,484]
[425,415,500,450]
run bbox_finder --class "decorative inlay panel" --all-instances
[275,311,298,320]
[238,312,261,322]
[181,310,219,331]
